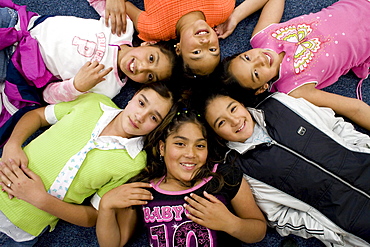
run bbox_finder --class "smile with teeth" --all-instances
[196,30,209,35]
[264,52,272,66]
[236,121,245,133]
[181,163,196,167]
[129,59,135,73]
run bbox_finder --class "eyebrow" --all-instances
[140,93,164,121]
[191,50,220,61]
[154,51,159,81]
[212,101,235,128]
[239,55,255,83]
[173,136,207,142]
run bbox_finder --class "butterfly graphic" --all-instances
[271,23,322,74]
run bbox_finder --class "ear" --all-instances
[175,43,181,55]
[254,83,269,95]
[159,140,165,156]
[140,41,157,46]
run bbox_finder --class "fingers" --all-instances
[0,161,19,185]
[202,191,219,202]
[20,165,38,181]
[105,10,110,28]
[185,192,209,207]
[105,12,127,36]
[104,182,153,208]
[183,193,207,218]
[127,182,153,201]
[0,162,16,199]
[84,61,113,77]
[112,15,127,36]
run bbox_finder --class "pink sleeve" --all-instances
[87,0,106,17]
[43,78,86,104]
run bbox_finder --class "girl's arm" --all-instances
[104,0,127,36]
[1,107,49,167]
[289,84,370,131]
[87,0,127,36]
[252,0,285,36]
[216,0,285,39]
[43,61,113,104]
[96,182,153,246]
[97,206,138,247]
[125,1,142,30]
[0,163,98,227]
[185,179,266,243]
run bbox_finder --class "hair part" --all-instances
[139,81,174,103]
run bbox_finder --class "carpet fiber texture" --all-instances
[2,0,369,246]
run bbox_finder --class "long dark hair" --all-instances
[129,103,225,193]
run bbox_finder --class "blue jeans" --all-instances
[0,232,39,247]
[0,7,18,82]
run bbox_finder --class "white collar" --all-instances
[227,108,271,154]
[96,103,144,159]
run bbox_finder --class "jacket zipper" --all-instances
[268,140,370,199]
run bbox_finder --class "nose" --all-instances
[254,54,266,67]
[199,37,210,44]
[184,146,196,158]
[229,116,239,127]
[135,111,146,123]
[137,60,149,73]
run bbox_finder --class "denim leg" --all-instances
[0,232,39,247]
[0,7,18,82]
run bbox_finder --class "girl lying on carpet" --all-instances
[96,106,266,247]
[219,0,370,131]
[0,82,174,246]
[201,89,370,246]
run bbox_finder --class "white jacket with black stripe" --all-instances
[226,93,370,247]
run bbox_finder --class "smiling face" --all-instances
[118,45,172,83]
[117,87,173,138]
[159,122,208,188]
[205,95,255,143]
[229,48,283,91]
[177,20,220,76]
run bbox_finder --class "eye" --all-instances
[217,120,225,128]
[139,100,144,106]
[197,144,207,149]
[231,106,237,113]
[245,55,250,61]
[149,54,154,63]
[209,48,217,52]
[150,115,158,122]
[193,50,201,55]
[254,70,259,79]
[175,142,185,147]
[148,73,154,81]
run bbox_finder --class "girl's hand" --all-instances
[1,142,28,168]
[184,191,234,231]
[100,182,153,211]
[214,16,239,39]
[0,161,47,205]
[73,61,113,92]
[105,0,127,36]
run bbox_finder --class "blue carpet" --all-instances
[2,0,368,246]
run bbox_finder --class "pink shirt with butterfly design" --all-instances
[250,0,370,95]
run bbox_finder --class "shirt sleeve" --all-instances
[86,0,106,17]
[90,193,101,210]
[245,175,345,246]
[43,78,86,104]
[44,104,57,125]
